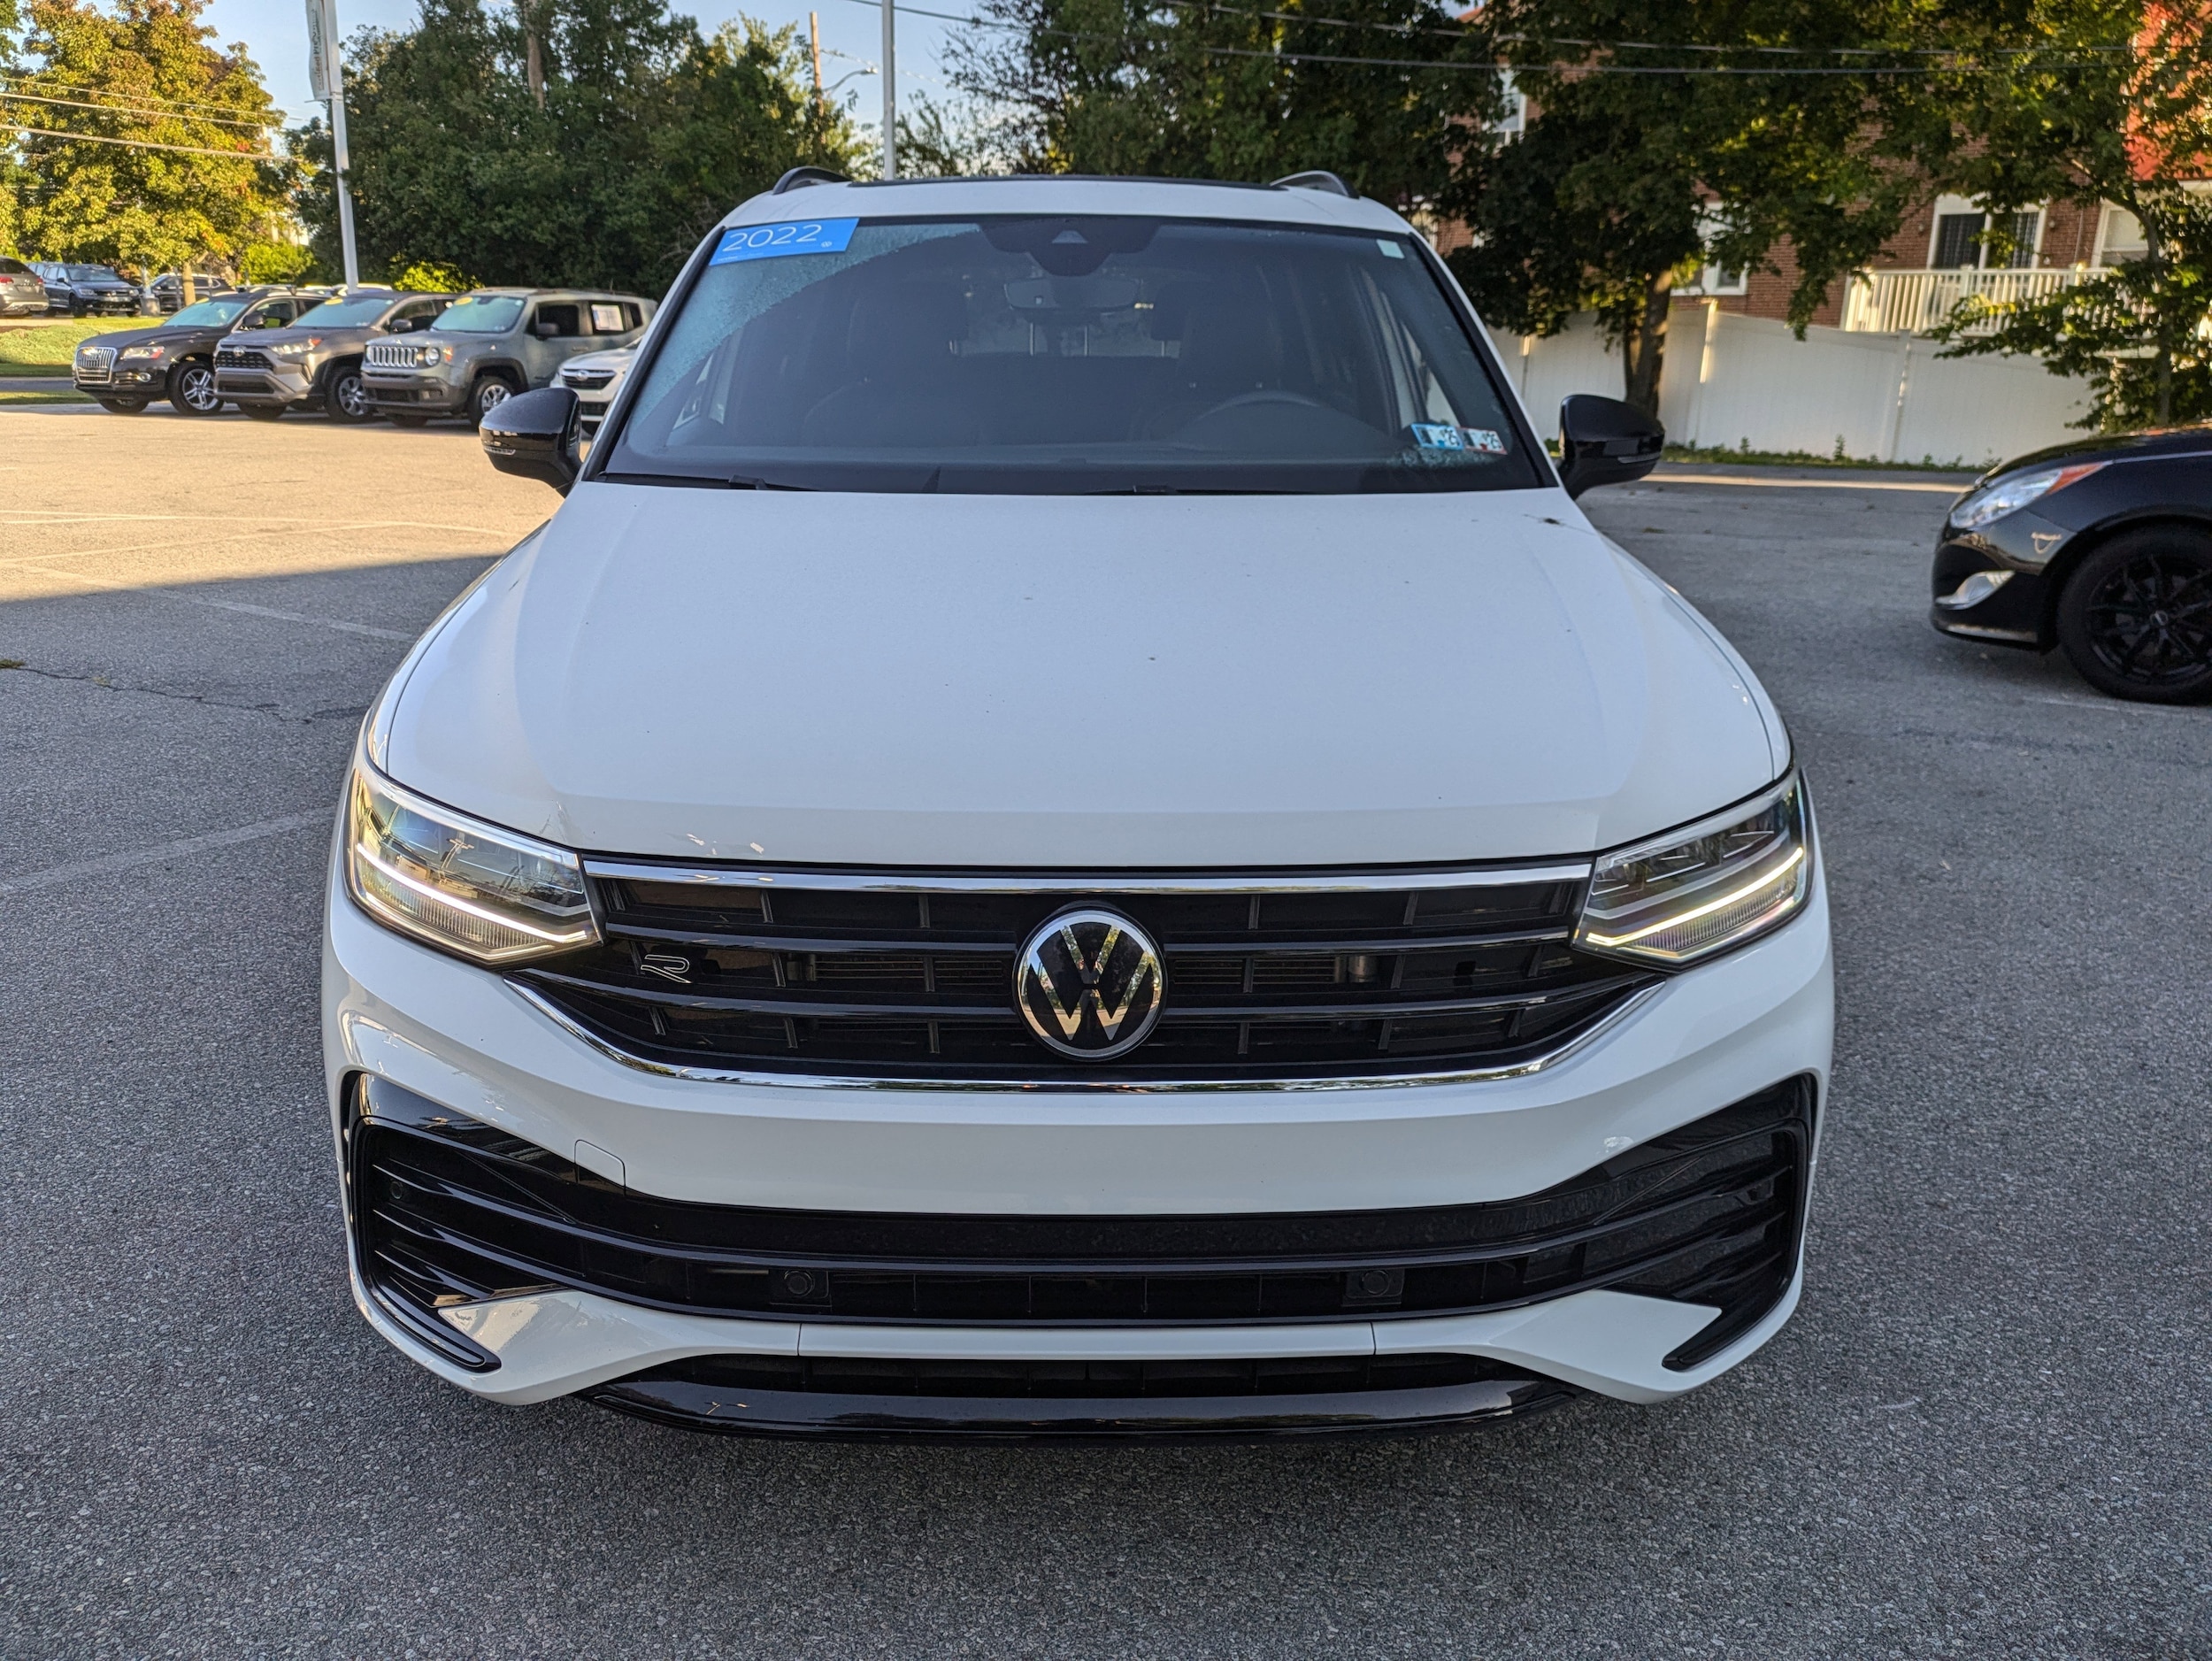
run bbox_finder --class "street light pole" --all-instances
[880,0,895,180]
[307,0,359,286]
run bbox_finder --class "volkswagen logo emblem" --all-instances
[1014,908,1165,1060]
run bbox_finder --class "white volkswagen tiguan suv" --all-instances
[328,173,1832,1438]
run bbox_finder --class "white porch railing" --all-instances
[1840,268,2085,335]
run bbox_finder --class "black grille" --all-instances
[515,864,1655,1081]
[349,1074,1812,1372]
[586,1350,1578,1439]
[215,347,272,369]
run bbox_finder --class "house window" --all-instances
[2097,206,2150,266]
[1493,72,1525,137]
[1930,198,2044,269]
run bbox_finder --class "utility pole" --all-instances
[880,0,895,180]
[306,0,360,286]
[810,11,823,115]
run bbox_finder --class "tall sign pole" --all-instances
[880,0,895,180]
[306,0,360,286]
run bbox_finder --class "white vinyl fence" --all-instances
[1489,300,2096,467]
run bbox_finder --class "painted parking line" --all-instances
[1645,472,1964,494]
[12,560,415,641]
[0,811,326,897]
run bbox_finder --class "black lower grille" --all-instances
[349,1074,1812,1371]
[587,1351,1578,1439]
[517,862,1656,1081]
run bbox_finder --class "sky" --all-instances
[201,0,967,152]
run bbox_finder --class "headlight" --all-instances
[1949,462,2105,531]
[1576,774,1812,967]
[268,335,321,358]
[415,342,453,366]
[119,343,165,361]
[345,762,598,965]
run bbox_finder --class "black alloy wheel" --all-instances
[96,396,147,413]
[2056,526,2212,703]
[169,359,222,416]
[468,374,516,427]
[325,363,377,423]
[241,403,286,421]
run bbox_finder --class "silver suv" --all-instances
[215,288,454,422]
[363,288,653,427]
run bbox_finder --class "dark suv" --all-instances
[215,288,454,421]
[74,288,321,415]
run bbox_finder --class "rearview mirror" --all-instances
[480,386,580,495]
[1556,394,1664,499]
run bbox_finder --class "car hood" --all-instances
[82,326,164,353]
[380,485,1786,866]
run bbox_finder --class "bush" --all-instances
[393,260,473,292]
[241,242,319,285]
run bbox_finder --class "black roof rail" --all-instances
[1271,170,1355,198]
[772,165,850,194]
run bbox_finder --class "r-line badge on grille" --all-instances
[1014,908,1165,1059]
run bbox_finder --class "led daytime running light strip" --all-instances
[355,840,591,947]
[1583,843,1807,951]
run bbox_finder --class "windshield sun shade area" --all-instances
[434,295,526,334]
[603,217,1543,495]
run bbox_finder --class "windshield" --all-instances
[66,265,124,282]
[296,294,397,327]
[169,297,251,328]
[603,216,1541,494]
[434,295,526,334]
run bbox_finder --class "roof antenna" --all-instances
[1271,171,1355,198]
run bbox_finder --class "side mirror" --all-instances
[534,318,560,338]
[480,386,580,495]
[1556,394,1664,499]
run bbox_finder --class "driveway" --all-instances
[2,414,2206,1658]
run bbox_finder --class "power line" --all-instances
[0,88,278,129]
[0,70,287,123]
[1163,0,2135,58]
[5,123,272,159]
[837,0,2125,74]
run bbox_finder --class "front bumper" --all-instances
[325,855,1833,1430]
[1930,519,2070,649]
[365,372,468,414]
[218,359,316,407]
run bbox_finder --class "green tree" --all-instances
[1931,2,2212,428]
[948,0,1499,208]
[1447,0,1959,413]
[291,0,863,294]
[4,0,291,277]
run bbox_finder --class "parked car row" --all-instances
[69,284,651,425]
[0,258,280,317]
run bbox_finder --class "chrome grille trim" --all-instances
[513,979,1663,1093]
[582,858,1595,894]
[75,346,115,384]
[365,339,419,368]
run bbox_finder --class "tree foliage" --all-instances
[291,0,865,294]
[1930,1,2212,428]
[1447,0,1959,413]
[948,0,1500,208]
[2,0,292,274]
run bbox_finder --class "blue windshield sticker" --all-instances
[1411,423,1509,454]
[710,219,859,265]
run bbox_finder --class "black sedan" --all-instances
[1932,425,2212,702]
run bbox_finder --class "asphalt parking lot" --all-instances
[4,406,2208,1659]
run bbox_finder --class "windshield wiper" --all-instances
[728,473,817,491]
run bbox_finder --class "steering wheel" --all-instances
[1186,389,1334,420]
